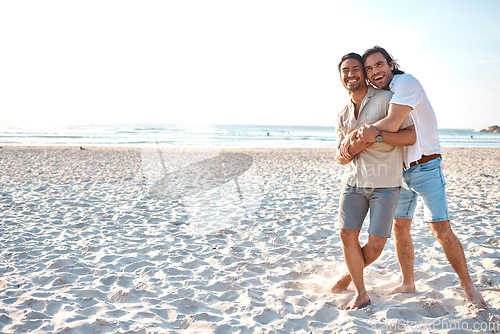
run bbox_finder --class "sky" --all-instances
[1,0,499,129]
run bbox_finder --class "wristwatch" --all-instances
[375,131,383,143]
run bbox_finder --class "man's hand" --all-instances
[351,131,373,153]
[357,124,379,143]
[339,130,359,159]
[340,129,373,159]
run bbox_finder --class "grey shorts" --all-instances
[337,185,401,238]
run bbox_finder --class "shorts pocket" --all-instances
[418,159,441,172]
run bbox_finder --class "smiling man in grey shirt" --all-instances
[330,52,416,310]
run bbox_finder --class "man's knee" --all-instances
[393,218,412,236]
[429,220,455,244]
[340,229,359,242]
[367,234,387,253]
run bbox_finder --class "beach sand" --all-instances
[0,146,498,333]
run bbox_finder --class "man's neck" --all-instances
[383,73,396,90]
[349,85,368,118]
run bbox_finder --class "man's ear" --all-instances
[389,61,394,71]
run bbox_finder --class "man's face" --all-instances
[364,52,394,89]
[340,58,366,92]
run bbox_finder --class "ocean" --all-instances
[1,123,499,148]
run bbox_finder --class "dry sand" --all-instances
[0,146,498,333]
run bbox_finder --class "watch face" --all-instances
[375,135,383,143]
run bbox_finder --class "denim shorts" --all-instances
[337,185,401,238]
[394,157,450,222]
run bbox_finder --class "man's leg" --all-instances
[386,218,416,294]
[405,158,486,307]
[332,186,397,295]
[332,186,368,293]
[340,229,371,309]
[428,220,486,307]
[330,234,388,293]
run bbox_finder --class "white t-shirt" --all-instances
[390,74,441,167]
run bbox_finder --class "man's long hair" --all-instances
[362,46,405,75]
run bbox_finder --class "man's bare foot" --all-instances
[463,285,487,308]
[343,293,371,310]
[330,273,352,293]
[386,283,416,295]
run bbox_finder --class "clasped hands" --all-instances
[339,124,379,160]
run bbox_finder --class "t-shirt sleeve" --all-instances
[336,109,346,148]
[390,75,423,109]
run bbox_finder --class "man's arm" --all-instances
[338,123,416,161]
[376,124,416,146]
[358,103,413,142]
[339,124,415,161]
[372,103,413,132]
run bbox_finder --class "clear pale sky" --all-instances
[1,0,499,129]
